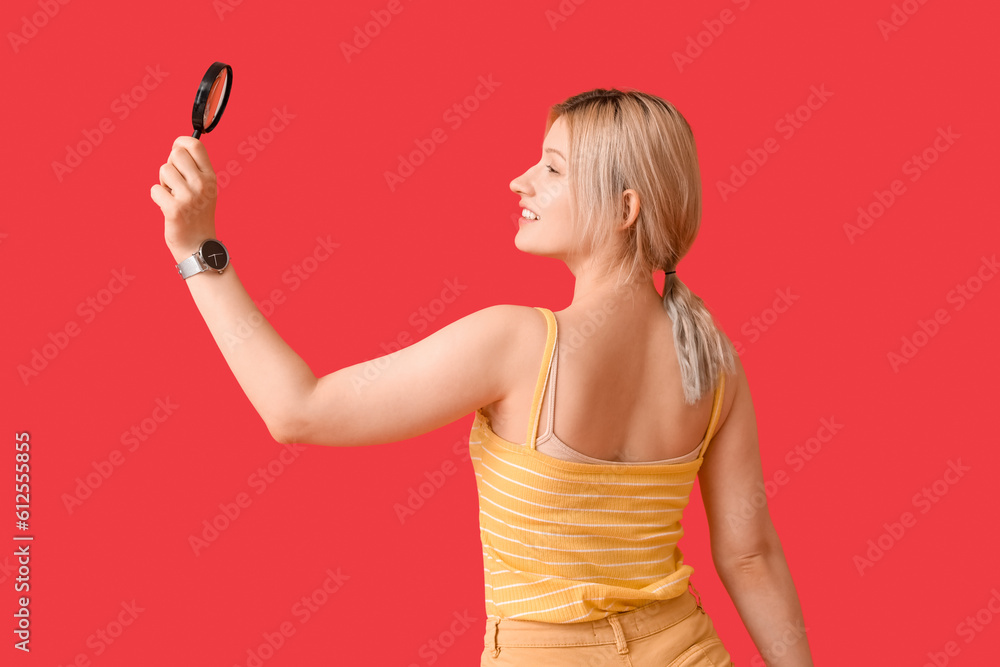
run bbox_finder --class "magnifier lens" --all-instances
[203,69,228,127]
[191,62,233,138]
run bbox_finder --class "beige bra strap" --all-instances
[536,335,559,443]
[526,307,558,450]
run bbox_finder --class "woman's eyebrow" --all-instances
[544,147,566,159]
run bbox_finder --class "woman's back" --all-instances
[471,305,729,624]
[480,301,736,464]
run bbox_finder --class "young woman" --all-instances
[151,88,813,666]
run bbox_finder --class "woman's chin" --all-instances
[513,235,536,254]
[514,228,556,257]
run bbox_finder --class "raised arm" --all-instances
[150,136,523,447]
[698,356,815,666]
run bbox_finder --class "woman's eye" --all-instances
[545,164,559,174]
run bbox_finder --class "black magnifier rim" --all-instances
[192,62,233,134]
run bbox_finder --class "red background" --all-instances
[4,0,999,664]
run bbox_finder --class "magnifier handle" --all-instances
[192,129,202,139]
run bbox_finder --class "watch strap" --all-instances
[177,253,206,279]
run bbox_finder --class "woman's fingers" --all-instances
[158,161,186,198]
[156,136,215,198]
[172,135,215,175]
[169,144,202,186]
[149,183,171,208]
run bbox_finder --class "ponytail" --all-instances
[662,271,737,405]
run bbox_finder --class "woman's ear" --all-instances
[621,189,641,230]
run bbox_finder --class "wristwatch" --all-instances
[176,239,230,279]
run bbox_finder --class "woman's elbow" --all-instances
[268,413,340,447]
[266,412,307,445]
[266,421,294,445]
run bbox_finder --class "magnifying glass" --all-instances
[191,61,233,138]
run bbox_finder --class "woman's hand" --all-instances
[150,136,219,263]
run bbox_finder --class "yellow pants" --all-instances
[481,586,734,666]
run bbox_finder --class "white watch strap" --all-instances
[177,253,206,279]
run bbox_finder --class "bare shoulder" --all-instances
[473,302,552,396]
[470,303,546,350]
[453,302,547,397]
[484,302,551,359]
[478,303,543,326]
[476,303,549,341]
[440,302,538,368]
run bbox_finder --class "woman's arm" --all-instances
[698,357,815,666]
[149,136,523,446]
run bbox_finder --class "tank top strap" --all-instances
[697,370,727,461]
[526,307,558,450]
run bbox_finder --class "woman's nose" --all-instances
[510,171,529,195]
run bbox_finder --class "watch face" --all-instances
[200,240,229,270]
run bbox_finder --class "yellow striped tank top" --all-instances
[469,307,726,623]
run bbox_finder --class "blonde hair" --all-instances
[546,88,737,404]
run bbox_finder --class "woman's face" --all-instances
[509,116,576,260]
